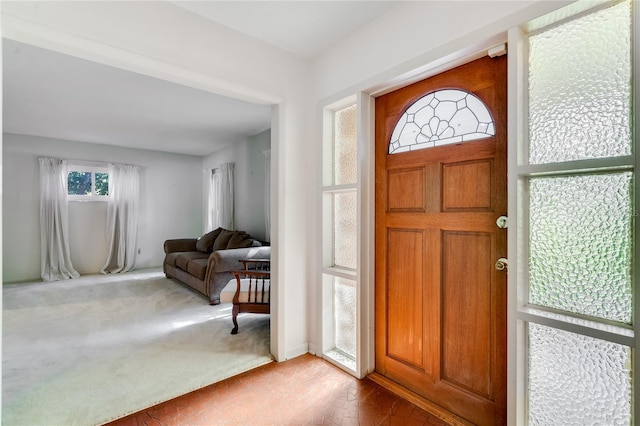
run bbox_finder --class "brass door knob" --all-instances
[495,258,508,271]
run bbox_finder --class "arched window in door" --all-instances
[388,89,494,154]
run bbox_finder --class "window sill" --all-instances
[68,197,108,202]
[322,267,356,279]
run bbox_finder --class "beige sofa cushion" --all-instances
[211,229,234,252]
[196,228,223,253]
[227,231,254,249]
[164,252,181,267]
[186,258,209,281]
[175,252,209,271]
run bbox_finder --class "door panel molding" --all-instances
[442,159,494,212]
[385,228,425,369]
[387,168,426,213]
[441,230,494,399]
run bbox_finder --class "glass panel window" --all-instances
[519,1,635,424]
[334,105,357,185]
[322,99,358,372]
[528,323,632,425]
[67,165,109,200]
[95,172,109,196]
[334,191,357,270]
[388,89,495,154]
[67,171,93,196]
[528,0,632,164]
[529,172,632,323]
[334,276,356,358]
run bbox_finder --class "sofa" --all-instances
[163,227,271,305]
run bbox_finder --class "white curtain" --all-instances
[39,157,80,282]
[218,162,234,230]
[101,163,140,274]
[204,169,219,232]
[263,150,271,241]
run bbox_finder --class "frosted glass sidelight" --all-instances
[529,173,632,323]
[334,105,357,185]
[528,0,631,164]
[334,277,356,358]
[322,101,358,370]
[528,323,631,425]
[388,89,494,154]
[334,191,357,270]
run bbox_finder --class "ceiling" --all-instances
[3,39,273,157]
[172,1,399,58]
[2,1,401,157]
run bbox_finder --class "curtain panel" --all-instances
[205,169,220,232]
[204,162,234,232]
[39,157,80,282]
[218,162,234,230]
[263,150,271,242]
[101,163,140,274]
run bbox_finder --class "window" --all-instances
[322,101,358,372]
[511,1,634,423]
[388,89,495,154]
[68,164,109,200]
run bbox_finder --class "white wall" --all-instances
[3,133,203,283]
[312,1,572,100]
[203,129,270,242]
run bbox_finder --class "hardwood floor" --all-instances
[107,353,451,426]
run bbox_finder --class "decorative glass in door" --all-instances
[388,89,495,154]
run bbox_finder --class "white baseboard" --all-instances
[285,342,309,360]
[307,343,318,356]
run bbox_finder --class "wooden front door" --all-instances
[374,55,507,426]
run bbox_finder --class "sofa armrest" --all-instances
[164,238,198,254]
[208,246,271,272]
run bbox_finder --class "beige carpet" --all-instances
[2,268,272,426]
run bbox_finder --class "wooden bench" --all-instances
[230,259,271,335]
